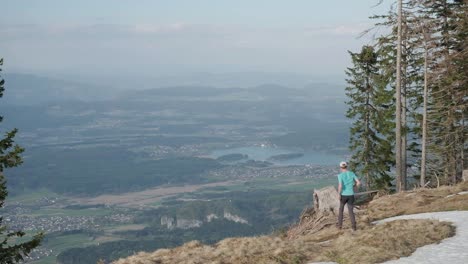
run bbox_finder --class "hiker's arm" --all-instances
[354,177,361,187]
[337,182,342,198]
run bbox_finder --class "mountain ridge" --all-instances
[112,181,468,264]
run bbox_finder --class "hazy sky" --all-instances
[1,0,392,79]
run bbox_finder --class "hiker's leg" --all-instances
[347,195,356,230]
[337,196,346,228]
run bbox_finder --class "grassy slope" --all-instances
[363,182,468,222]
[113,181,468,264]
[114,219,453,264]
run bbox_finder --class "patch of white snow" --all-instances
[375,211,468,264]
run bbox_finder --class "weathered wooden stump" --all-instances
[288,186,343,239]
[313,186,341,214]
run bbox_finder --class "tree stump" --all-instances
[313,186,341,214]
[287,186,343,239]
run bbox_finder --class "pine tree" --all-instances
[371,2,426,189]
[400,3,429,186]
[345,46,394,189]
[420,0,466,184]
[447,0,467,180]
[352,0,466,189]
[0,58,43,263]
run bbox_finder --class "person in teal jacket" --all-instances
[337,161,361,231]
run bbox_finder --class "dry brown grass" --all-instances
[318,220,455,264]
[112,182,467,264]
[113,236,322,264]
[113,219,453,264]
[363,181,468,222]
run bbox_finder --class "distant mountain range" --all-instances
[2,73,118,105]
[3,72,345,106]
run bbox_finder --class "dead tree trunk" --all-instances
[396,0,404,192]
[421,27,430,187]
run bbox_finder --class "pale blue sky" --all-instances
[2,0,388,25]
[1,0,392,81]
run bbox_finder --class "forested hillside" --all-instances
[345,0,467,190]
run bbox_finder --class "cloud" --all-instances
[0,22,371,76]
[133,23,189,34]
[0,23,128,38]
[0,22,371,38]
[304,23,371,37]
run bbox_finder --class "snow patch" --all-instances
[375,211,468,263]
[445,191,468,198]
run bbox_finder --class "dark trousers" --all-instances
[337,195,356,230]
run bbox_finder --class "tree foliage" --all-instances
[345,46,394,189]
[0,58,43,264]
[405,0,467,185]
[346,0,467,190]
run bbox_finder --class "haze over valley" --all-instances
[1,71,349,263]
[2,0,467,263]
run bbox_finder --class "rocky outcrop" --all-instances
[224,211,248,224]
[176,219,203,229]
[206,214,219,222]
[160,212,248,230]
[160,216,175,230]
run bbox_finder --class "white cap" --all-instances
[339,161,348,168]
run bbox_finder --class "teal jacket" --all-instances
[338,171,358,196]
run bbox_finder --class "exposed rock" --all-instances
[160,216,175,230]
[206,214,219,222]
[224,211,248,224]
[176,218,203,229]
[161,212,248,230]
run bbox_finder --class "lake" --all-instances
[211,146,346,166]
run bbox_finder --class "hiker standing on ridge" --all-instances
[337,161,361,231]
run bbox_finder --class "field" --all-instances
[31,234,97,264]
[7,189,63,205]
[70,181,238,207]
[181,176,337,199]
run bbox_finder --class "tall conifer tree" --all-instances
[421,0,466,184]
[345,46,394,189]
[348,0,466,188]
[371,3,425,189]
